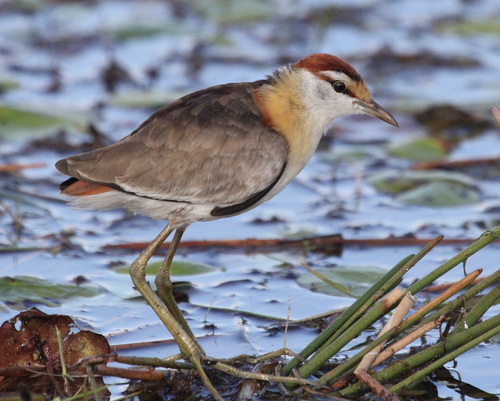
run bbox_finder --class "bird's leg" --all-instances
[129,223,202,359]
[155,226,201,349]
[130,224,222,401]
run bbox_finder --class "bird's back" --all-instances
[56,81,290,223]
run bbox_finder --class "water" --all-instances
[1,0,500,399]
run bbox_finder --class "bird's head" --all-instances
[292,53,398,127]
[255,53,398,140]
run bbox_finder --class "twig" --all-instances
[86,365,103,401]
[291,368,342,399]
[245,348,307,364]
[404,269,482,326]
[416,268,500,329]
[111,338,180,351]
[105,235,342,252]
[55,327,71,396]
[423,277,483,292]
[111,354,192,369]
[492,107,500,124]
[236,363,274,400]
[90,352,326,389]
[284,296,291,363]
[0,163,46,172]
[104,235,477,253]
[371,314,448,367]
[355,370,401,401]
[355,290,415,373]
[302,262,353,297]
[212,361,330,389]
[413,157,500,171]
[94,365,166,380]
[319,326,400,386]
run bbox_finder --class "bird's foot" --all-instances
[188,353,224,401]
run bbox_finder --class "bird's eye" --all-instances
[332,81,347,93]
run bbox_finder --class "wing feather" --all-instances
[56,82,289,207]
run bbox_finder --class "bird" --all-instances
[56,53,398,398]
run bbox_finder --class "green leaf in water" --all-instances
[0,76,19,92]
[0,105,63,130]
[108,89,187,109]
[369,170,476,194]
[297,266,387,298]
[388,137,449,161]
[277,226,318,240]
[106,25,166,41]
[190,0,276,24]
[0,276,104,310]
[302,263,353,297]
[438,18,500,37]
[0,105,87,139]
[103,16,195,41]
[111,259,216,276]
[397,181,481,206]
[369,170,480,206]
[323,146,385,163]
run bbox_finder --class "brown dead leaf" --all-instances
[0,308,110,398]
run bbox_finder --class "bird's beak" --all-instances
[355,99,399,127]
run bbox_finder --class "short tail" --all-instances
[60,177,113,196]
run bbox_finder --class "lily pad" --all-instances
[297,265,387,298]
[323,146,386,163]
[108,89,187,109]
[0,276,104,310]
[388,137,449,161]
[369,170,476,194]
[438,18,500,37]
[111,259,217,276]
[102,12,195,41]
[397,181,481,206]
[277,226,318,240]
[370,170,481,207]
[190,0,276,24]
[0,105,87,139]
[106,25,167,41]
[0,76,19,92]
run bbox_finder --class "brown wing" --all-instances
[56,81,289,208]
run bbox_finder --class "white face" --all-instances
[296,69,365,134]
[295,69,397,129]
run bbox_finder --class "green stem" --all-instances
[407,227,500,295]
[320,263,500,387]
[417,269,500,329]
[452,285,500,335]
[339,313,500,397]
[298,288,405,381]
[282,243,432,377]
[391,324,500,393]
[292,236,443,380]
[318,325,400,385]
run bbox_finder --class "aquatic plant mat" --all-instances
[2,226,500,400]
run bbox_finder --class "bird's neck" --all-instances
[253,68,329,173]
